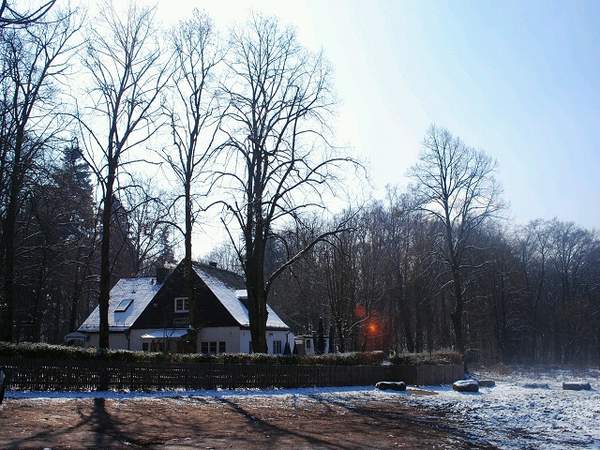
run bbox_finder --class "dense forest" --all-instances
[0,1,598,364]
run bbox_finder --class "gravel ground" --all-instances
[0,387,493,449]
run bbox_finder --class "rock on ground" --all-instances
[452,379,479,393]
[375,381,406,391]
[562,382,591,391]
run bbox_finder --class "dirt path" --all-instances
[0,393,492,449]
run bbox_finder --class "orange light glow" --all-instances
[367,321,378,335]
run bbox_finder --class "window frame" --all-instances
[200,341,226,354]
[174,297,189,313]
[115,298,133,312]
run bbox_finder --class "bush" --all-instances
[388,350,463,366]
[0,342,386,366]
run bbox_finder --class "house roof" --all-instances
[77,261,290,333]
[192,262,289,330]
[78,277,162,332]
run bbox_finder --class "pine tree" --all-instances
[50,141,96,335]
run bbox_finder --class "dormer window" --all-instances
[174,297,189,313]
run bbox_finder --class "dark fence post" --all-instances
[0,367,7,404]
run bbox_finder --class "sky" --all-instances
[87,0,600,255]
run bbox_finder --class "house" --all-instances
[71,261,293,354]
[294,334,331,355]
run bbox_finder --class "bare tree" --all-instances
[160,10,224,350]
[120,179,172,276]
[0,0,55,29]
[0,8,79,341]
[77,3,169,351]
[205,241,242,274]
[218,16,356,353]
[409,125,503,354]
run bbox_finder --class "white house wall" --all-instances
[197,326,241,353]
[83,332,130,350]
[239,330,294,354]
[240,329,251,353]
[82,328,293,354]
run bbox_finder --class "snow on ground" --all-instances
[402,368,600,449]
[5,385,377,402]
[5,368,600,449]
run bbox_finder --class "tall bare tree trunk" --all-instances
[184,182,197,352]
[1,129,24,342]
[98,168,115,351]
[450,264,465,354]
[246,248,268,353]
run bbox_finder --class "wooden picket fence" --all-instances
[0,358,463,391]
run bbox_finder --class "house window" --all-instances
[305,339,311,350]
[273,340,282,354]
[115,298,133,312]
[150,341,163,352]
[249,341,252,353]
[142,342,149,352]
[174,297,189,313]
[200,341,226,354]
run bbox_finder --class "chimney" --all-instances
[209,261,218,268]
[156,266,169,284]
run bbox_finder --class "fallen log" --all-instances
[375,381,406,391]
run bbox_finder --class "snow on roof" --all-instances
[140,329,188,339]
[78,277,162,332]
[193,263,289,330]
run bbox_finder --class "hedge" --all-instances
[0,342,386,366]
[0,342,462,366]
[388,350,463,366]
